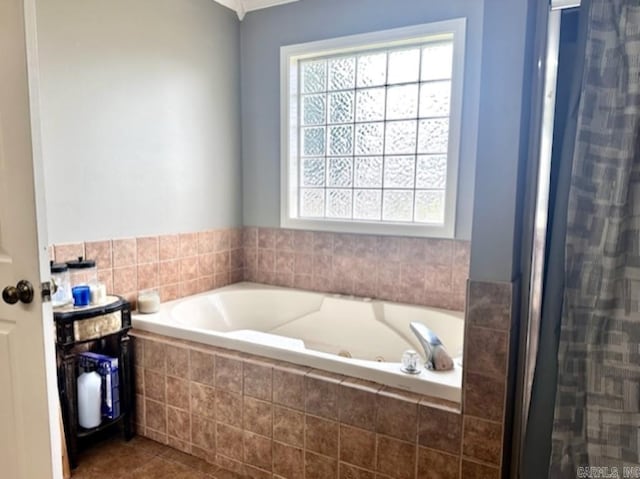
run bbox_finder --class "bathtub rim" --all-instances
[131,282,463,403]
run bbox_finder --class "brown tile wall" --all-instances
[462,280,514,478]
[132,330,466,479]
[50,228,244,307]
[243,227,470,311]
[54,229,510,477]
[132,277,513,479]
[53,226,470,312]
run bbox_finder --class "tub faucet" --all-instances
[409,322,454,371]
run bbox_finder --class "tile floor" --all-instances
[71,435,242,479]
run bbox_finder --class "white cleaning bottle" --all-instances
[77,368,102,428]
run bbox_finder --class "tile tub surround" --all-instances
[133,329,463,479]
[50,228,244,307]
[132,276,513,479]
[243,227,470,311]
[462,280,514,479]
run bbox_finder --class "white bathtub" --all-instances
[131,282,464,402]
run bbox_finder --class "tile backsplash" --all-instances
[51,226,469,311]
[243,227,470,311]
[51,228,244,307]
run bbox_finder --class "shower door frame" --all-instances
[511,0,580,477]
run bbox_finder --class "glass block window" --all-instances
[282,20,465,237]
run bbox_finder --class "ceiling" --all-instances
[214,0,300,20]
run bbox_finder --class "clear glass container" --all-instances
[51,261,72,307]
[66,257,98,289]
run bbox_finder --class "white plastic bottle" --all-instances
[77,369,102,429]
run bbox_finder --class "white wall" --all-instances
[36,0,242,244]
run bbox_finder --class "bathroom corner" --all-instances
[7,0,537,476]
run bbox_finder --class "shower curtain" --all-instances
[546,0,640,476]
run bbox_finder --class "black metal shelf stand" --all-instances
[54,296,135,468]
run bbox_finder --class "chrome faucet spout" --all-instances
[409,322,454,371]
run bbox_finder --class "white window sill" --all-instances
[280,216,454,239]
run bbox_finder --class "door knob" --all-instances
[2,280,34,305]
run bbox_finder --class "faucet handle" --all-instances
[400,350,422,374]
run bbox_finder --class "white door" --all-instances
[0,0,62,478]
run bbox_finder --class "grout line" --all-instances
[460,454,502,469]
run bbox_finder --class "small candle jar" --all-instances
[90,283,107,305]
[137,289,160,314]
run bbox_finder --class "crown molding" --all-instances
[214,0,300,20]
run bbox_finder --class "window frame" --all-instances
[280,18,466,238]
